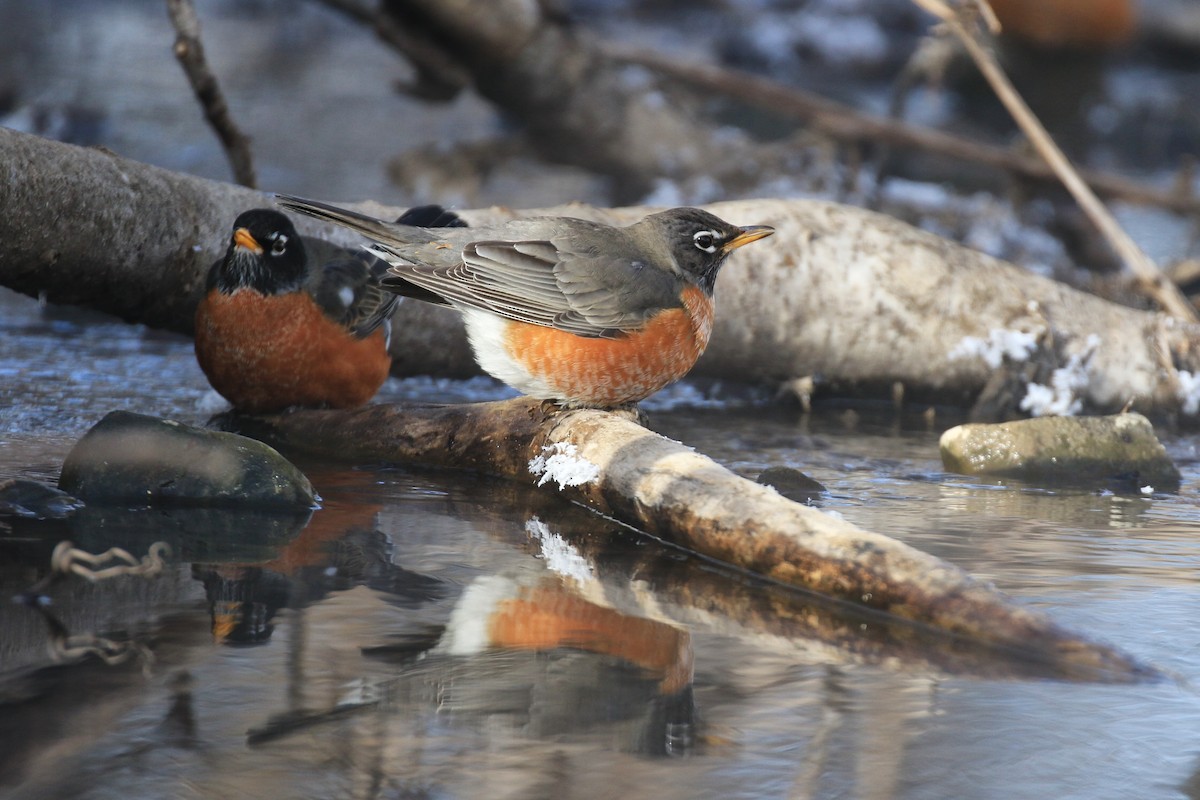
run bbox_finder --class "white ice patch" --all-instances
[526,517,594,585]
[1018,335,1100,418]
[195,388,231,415]
[1176,370,1200,415]
[948,328,1040,369]
[528,441,601,490]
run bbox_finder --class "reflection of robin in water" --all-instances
[431,574,696,756]
[194,500,443,645]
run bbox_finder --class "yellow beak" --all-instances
[723,225,775,253]
[233,227,263,255]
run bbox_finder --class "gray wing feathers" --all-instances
[280,197,686,338]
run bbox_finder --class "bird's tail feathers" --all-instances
[274,194,438,245]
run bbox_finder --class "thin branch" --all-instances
[601,43,1200,217]
[916,0,1200,323]
[166,0,257,188]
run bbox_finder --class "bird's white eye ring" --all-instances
[693,230,718,253]
[270,233,289,255]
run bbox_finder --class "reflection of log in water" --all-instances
[466,485,1145,683]
[220,398,1153,682]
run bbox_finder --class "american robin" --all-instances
[274,195,774,407]
[194,205,464,413]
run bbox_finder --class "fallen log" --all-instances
[216,398,1153,680]
[3,128,1200,416]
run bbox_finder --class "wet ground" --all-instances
[6,0,1200,797]
[6,288,1200,799]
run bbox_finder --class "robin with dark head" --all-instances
[194,205,464,413]
[275,195,774,408]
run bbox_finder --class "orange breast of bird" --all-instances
[988,0,1135,48]
[504,284,715,406]
[194,289,391,413]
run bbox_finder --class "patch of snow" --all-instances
[879,177,955,211]
[526,517,594,585]
[1176,370,1200,416]
[1140,485,1154,496]
[379,375,517,404]
[948,328,1040,369]
[1018,335,1100,418]
[195,389,230,415]
[528,441,601,490]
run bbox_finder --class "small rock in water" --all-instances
[59,411,316,509]
[0,479,84,519]
[939,412,1180,489]
[756,466,827,504]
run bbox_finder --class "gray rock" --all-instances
[0,479,84,519]
[756,466,826,504]
[940,413,1180,489]
[59,411,316,509]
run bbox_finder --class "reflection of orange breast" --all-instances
[504,285,715,406]
[488,582,693,694]
[194,289,391,413]
[989,0,1135,48]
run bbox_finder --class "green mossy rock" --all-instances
[940,413,1180,489]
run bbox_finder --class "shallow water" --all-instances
[5,287,1200,800]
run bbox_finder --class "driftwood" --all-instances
[3,128,1200,416]
[216,398,1149,680]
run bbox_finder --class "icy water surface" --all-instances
[5,289,1200,800]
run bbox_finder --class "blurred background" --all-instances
[2,0,1199,290]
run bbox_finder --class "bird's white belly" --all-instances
[462,308,561,399]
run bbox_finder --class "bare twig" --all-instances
[601,44,1200,218]
[915,0,1200,323]
[166,0,257,188]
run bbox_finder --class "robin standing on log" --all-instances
[275,195,774,408]
[194,205,464,412]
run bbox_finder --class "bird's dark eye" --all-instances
[270,234,289,255]
[693,230,718,254]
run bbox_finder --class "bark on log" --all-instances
[216,398,1151,680]
[3,126,1199,415]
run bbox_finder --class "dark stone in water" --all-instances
[0,479,84,520]
[59,411,315,509]
[756,466,827,504]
